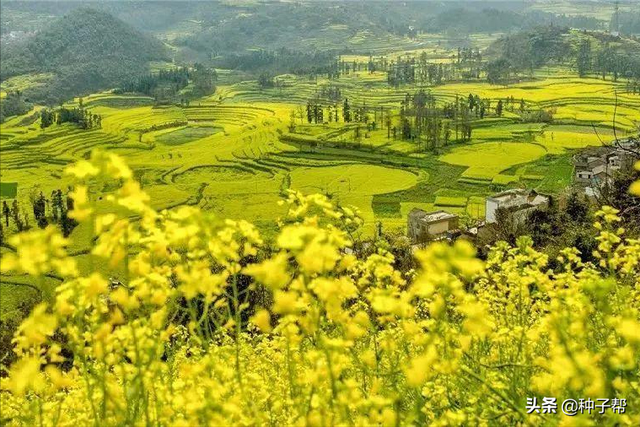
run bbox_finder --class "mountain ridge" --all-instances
[0,7,168,103]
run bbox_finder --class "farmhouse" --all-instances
[485,189,549,224]
[407,209,459,242]
[573,143,639,196]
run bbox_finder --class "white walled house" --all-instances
[407,209,459,242]
[485,189,549,224]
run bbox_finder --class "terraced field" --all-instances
[439,141,548,183]
[1,60,639,246]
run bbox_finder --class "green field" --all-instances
[1,67,638,241]
[0,182,18,198]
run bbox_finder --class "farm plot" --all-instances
[98,105,187,138]
[534,125,608,154]
[154,126,223,145]
[289,164,419,225]
[439,142,547,183]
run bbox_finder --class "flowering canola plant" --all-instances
[1,153,639,426]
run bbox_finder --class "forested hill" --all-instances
[483,26,640,84]
[424,8,601,34]
[0,7,167,103]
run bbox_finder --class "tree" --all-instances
[343,98,351,123]
[288,110,296,133]
[565,192,589,225]
[526,202,561,247]
[51,190,64,222]
[468,93,475,111]
[599,162,640,231]
[442,122,451,146]
[32,192,48,229]
[306,102,313,123]
[193,64,217,95]
[353,126,361,142]
[496,100,504,117]
[0,91,30,123]
[258,73,274,89]
[60,193,78,237]
[486,58,511,85]
[2,201,10,227]
[491,207,526,245]
[401,118,412,140]
[577,39,591,78]
[385,115,392,139]
[40,109,54,129]
[10,200,24,232]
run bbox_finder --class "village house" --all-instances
[407,208,459,242]
[485,189,549,224]
[573,142,639,196]
[574,154,607,183]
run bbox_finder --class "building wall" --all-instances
[486,199,500,224]
[427,220,450,236]
[407,219,421,241]
[407,217,457,241]
[577,171,593,180]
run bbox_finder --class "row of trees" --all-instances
[399,90,474,150]
[486,28,640,85]
[387,51,483,87]
[118,67,190,96]
[295,90,513,151]
[0,189,78,242]
[485,26,571,84]
[294,89,556,150]
[624,80,640,95]
[218,48,339,79]
[116,64,217,102]
[576,38,640,82]
[253,31,639,91]
[301,98,363,125]
[40,104,102,130]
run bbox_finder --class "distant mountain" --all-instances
[424,8,602,34]
[0,7,167,103]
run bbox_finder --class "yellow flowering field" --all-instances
[1,153,639,426]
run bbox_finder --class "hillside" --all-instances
[0,7,167,103]
[1,2,640,425]
[424,8,602,34]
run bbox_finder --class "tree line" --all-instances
[116,64,217,102]
[218,48,340,79]
[340,49,483,87]
[292,90,528,152]
[0,189,78,244]
[576,37,640,83]
[118,67,190,97]
[40,100,102,130]
[486,27,640,86]
[0,91,31,123]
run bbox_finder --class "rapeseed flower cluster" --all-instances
[0,152,639,426]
